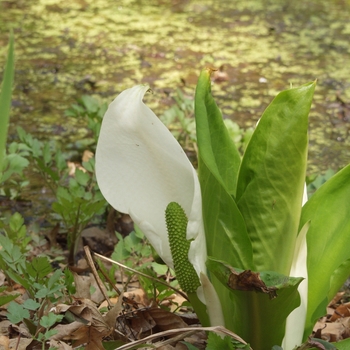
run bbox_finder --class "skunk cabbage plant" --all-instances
[96,69,350,350]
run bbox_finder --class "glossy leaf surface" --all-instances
[236,82,315,274]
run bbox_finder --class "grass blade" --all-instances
[0,31,15,171]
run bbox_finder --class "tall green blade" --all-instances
[300,164,350,339]
[195,68,242,195]
[195,69,255,337]
[0,32,15,171]
[236,82,315,274]
[195,68,254,270]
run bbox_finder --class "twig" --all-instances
[84,246,112,307]
[153,330,196,348]
[93,252,189,301]
[114,325,252,350]
[94,258,123,297]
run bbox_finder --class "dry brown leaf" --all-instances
[0,335,9,350]
[103,295,124,330]
[51,321,83,341]
[52,299,113,350]
[82,150,94,163]
[342,317,350,339]
[53,304,72,314]
[320,322,345,342]
[157,345,176,350]
[70,323,110,350]
[175,343,190,350]
[329,292,345,307]
[67,151,93,177]
[227,269,277,299]
[67,161,77,176]
[122,308,156,337]
[314,318,350,342]
[52,298,114,348]
[124,289,150,308]
[49,339,73,350]
[45,223,60,248]
[148,308,188,331]
[70,304,93,322]
[8,323,32,339]
[73,273,92,299]
[7,337,32,350]
[330,302,350,322]
[57,299,113,349]
[166,294,187,313]
[0,272,6,287]
[0,321,11,337]
[118,305,190,341]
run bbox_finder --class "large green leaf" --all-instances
[236,82,316,274]
[300,164,350,339]
[195,70,255,334]
[199,161,254,330]
[195,68,254,270]
[195,68,241,195]
[330,338,350,350]
[207,257,302,349]
[199,161,254,270]
[0,31,15,171]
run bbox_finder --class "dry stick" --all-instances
[93,256,124,297]
[84,246,113,307]
[14,334,21,350]
[93,252,189,301]
[115,325,252,350]
[153,330,196,348]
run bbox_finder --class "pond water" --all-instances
[1,0,350,175]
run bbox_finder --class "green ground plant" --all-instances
[0,213,74,350]
[65,94,108,145]
[0,141,30,198]
[11,126,107,264]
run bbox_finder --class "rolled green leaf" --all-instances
[195,68,241,195]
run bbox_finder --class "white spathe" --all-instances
[95,85,207,277]
[282,186,309,349]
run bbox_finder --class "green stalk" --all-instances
[0,31,15,172]
[187,291,210,327]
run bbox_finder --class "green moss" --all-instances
[0,0,349,172]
